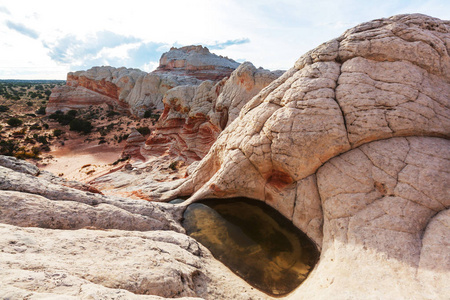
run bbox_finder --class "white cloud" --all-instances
[0,0,449,79]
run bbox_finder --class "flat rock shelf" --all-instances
[182,198,319,296]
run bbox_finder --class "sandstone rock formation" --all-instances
[122,128,147,160]
[156,45,240,80]
[0,157,270,299]
[47,66,201,116]
[144,62,282,163]
[47,46,241,117]
[152,13,450,299]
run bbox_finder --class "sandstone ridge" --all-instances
[144,62,283,163]
[153,13,450,299]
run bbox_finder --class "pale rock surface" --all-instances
[151,14,450,299]
[143,62,282,163]
[0,158,270,299]
[0,164,184,232]
[291,137,449,299]
[211,61,284,129]
[158,13,449,209]
[0,223,269,299]
[0,154,40,176]
[156,45,240,80]
[47,66,201,117]
[122,128,147,160]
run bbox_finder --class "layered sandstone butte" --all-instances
[47,46,239,117]
[154,14,450,299]
[156,45,240,80]
[144,62,282,162]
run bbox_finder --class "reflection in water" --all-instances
[182,198,319,296]
[169,198,186,204]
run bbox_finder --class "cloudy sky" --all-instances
[1,0,449,79]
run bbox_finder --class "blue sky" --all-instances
[0,0,449,79]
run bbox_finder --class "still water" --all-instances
[182,198,319,296]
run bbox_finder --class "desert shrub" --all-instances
[24,137,36,144]
[53,129,64,137]
[7,117,23,127]
[144,110,160,121]
[49,110,77,125]
[14,147,40,159]
[116,133,129,143]
[112,156,130,165]
[31,146,41,156]
[143,109,153,118]
[69,118,93,134]
[107,110,120,118]
[0,105,9,112]
[0,139,18,156]
[36,106,46,115]
[29,123,42,130]
[13,128,27,136]
[26,101,33,106]
[48,110,63,120]
[43,123,49,129]
[169,161,178,170]
[33,134,48,145]
[67,110,77,117]
[136,126,150,136]
[41,144,51,152]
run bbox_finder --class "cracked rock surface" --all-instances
[153,14,450,299]
[0,158,270,299]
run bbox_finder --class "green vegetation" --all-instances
[169,161,178,170]
[69,118,93,134]
[49,110,78,125]
[53,129,64,137]
[36,106,46,115]
[107,110,120,117]
[137,126,151,136]
[7,117,23,127]
[143,108,161,121]
[0,80,155,162]
[112,155,130,165]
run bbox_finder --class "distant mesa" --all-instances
[47,45,282,164]
[155,45,240,80]
[47,45,242,117]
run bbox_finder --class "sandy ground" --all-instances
[38,135,125,183]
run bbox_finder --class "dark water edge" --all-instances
[182,198,319,296]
